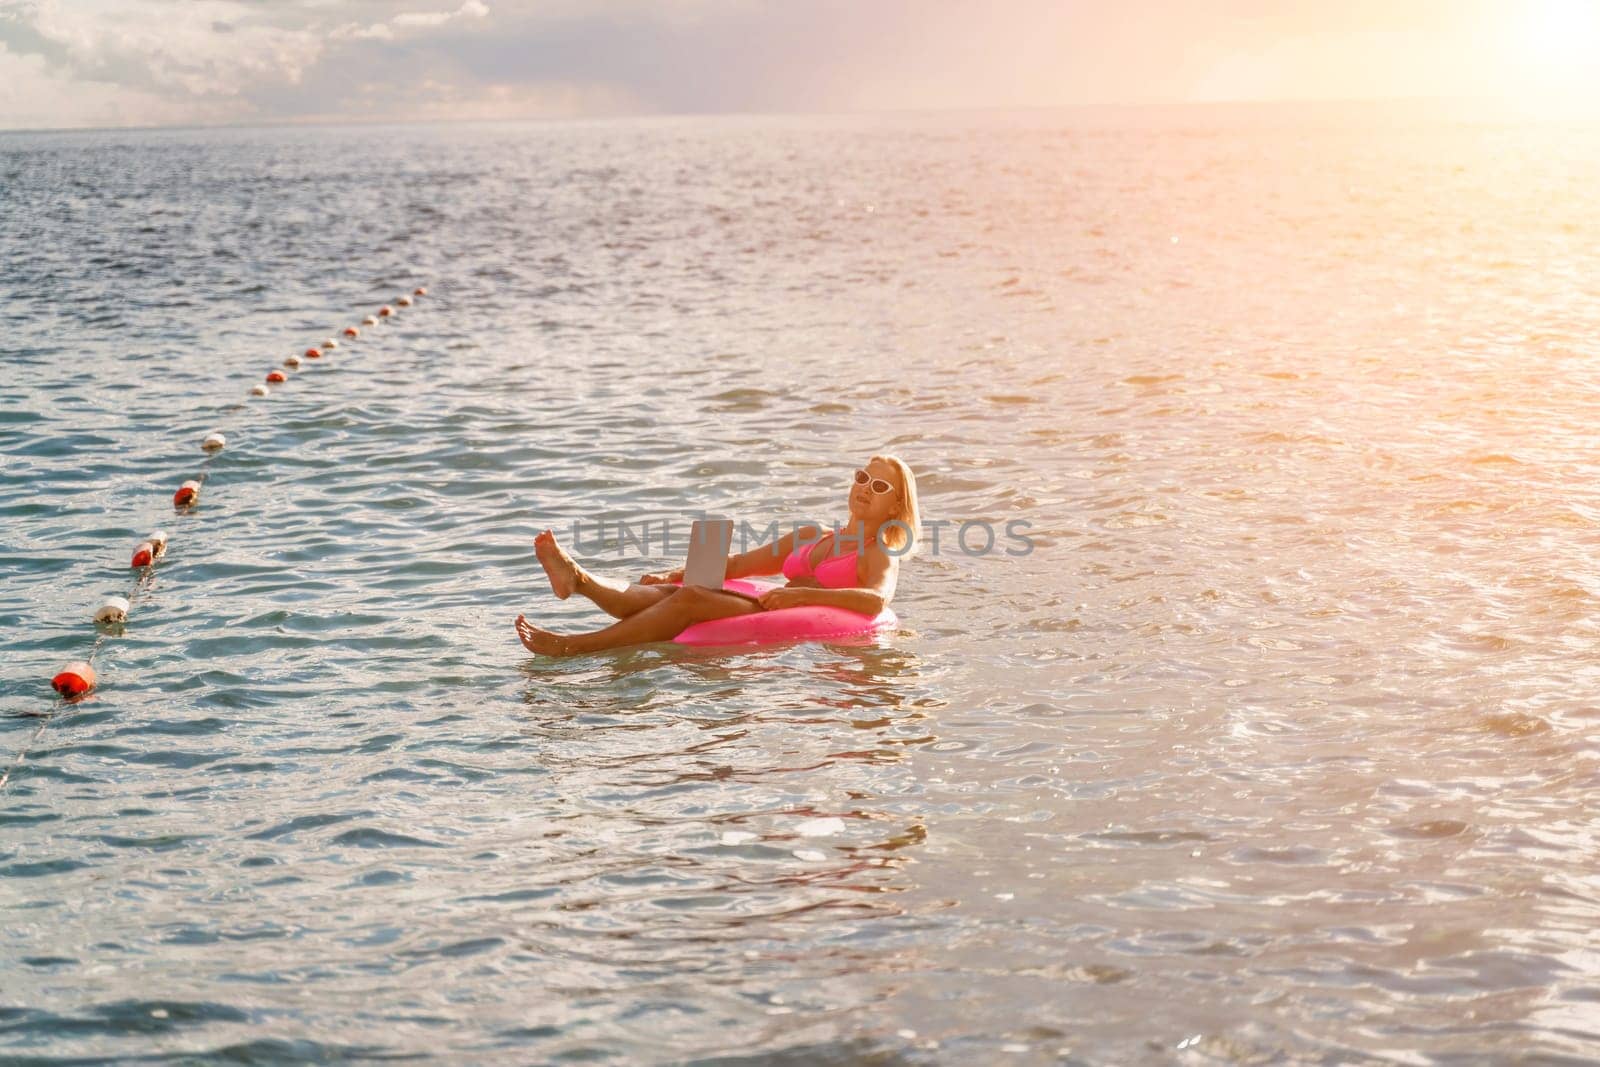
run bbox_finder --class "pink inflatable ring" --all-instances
[672,578,897,647]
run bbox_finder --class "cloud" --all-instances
[394,0,488,29]
[3,0,326,99]
[0,0,647,129]
[0,38,236,127]
[339,0,490,42]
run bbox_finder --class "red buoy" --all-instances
[174,480,201,507]
[131,541,155,568]
[413,287,427,296]
[266,370,287,383]
[343,327,359,339]
[378,305,394,317]
[305,347,322,359]
[51,661,96,699]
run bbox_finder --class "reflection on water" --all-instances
[5,105,1600,1061]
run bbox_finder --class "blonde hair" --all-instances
[872,453,921,556]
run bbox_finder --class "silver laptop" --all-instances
[682,518,734,588]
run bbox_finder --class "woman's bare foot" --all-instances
[516,614,572,656]
[535,528,586,600]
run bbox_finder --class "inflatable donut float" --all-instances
[671,578,896,646]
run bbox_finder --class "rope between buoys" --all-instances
[0,287,429,799]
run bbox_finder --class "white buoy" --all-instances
[147,530,168,557]
[397,295,413,307]
[202,432,226,452]
[323,338,338,350]
[95,596,130,624]
[285,353,303,368]
[251,383,270,397]
[362,315,378,327]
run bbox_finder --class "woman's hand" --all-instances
[758,587,809,611]
[639,567,684,585]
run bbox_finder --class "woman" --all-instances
[515,454,919,656]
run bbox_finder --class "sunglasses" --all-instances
[854,469,896,495]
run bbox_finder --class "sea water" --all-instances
[4,106,1600,1062]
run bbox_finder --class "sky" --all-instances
[2,0,1599,131]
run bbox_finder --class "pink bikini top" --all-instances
[781,535,862,589]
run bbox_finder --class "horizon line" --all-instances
[0,93,1576,139]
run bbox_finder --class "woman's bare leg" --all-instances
[536,528,672,619]
[581,578,675,619]
[516,586,759,657]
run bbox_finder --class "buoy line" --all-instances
[0,286,431,798]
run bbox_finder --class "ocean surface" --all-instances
[5,105,1600,1064]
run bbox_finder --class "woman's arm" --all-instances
[643,523,821,584]
[638,566,684,585]
[726,524,821,579]
[769,586,887,615]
